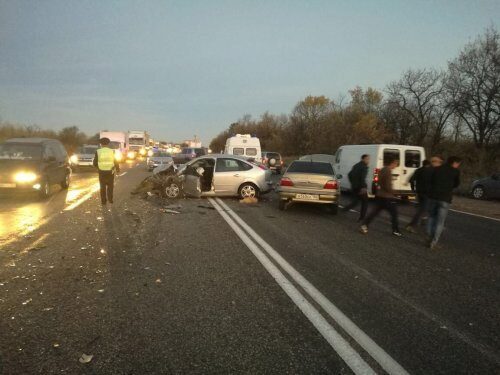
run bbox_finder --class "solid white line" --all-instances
[448,208,500,222]
[64,183,100,211]
[208,198,376,375]
[118,172,127,177]
[215,197,409,375]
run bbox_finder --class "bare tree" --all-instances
[386,68,452,147]
[446,26,500,148]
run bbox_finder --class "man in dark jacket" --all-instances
[360,157,402,237]
[406,159,432,232]
[427,156,461,249]
[342,154,369,221]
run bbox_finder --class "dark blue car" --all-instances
[471,173,500,199]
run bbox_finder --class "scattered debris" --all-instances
[53,343,60,348]
[161,209,180,214]
[197,205,215,210]
[22,298,32,305]
[97,289,105,293]
[43,307,54,311]
[96,217,103,221]
[79,354,93,364]
[155,278,162,284]
[239,197,258,204]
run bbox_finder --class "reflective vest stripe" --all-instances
[97,148,115,171]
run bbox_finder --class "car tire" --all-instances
[61,173,70,189]
[278,199,287,211]
[39,180,50,200]
[330,203,338,215]
[163,177,182,199]
[472,185,485,199]
[239,183,259,199]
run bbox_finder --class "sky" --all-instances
[0,0,499,144]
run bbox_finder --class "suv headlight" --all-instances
[14,171,38,183]
[70,155,79,164]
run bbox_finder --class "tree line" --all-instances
[210,27,500,178]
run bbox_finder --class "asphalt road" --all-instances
[0,163,499,374]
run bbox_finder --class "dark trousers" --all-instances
[408,193,429,226]
[98,171,115,204]
[363,197,400,232]
[343,189,368,220]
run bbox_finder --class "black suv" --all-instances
[173,147,207,164]
[0,138,71,198]
[262,151,283,174]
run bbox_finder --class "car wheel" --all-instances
[61,173,70,189]
[39,180,50,199]
[472,185,485,199]
[239,183,258,199]
[330,203,338,215]
[164,178,182,199]
[278,199,287,211]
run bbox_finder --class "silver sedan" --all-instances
[147,151,173,171]
[163,154,273,199]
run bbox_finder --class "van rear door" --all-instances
[382,148,406,191]
[402,148,423,190]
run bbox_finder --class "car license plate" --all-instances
[296,193,319,200]
[0,183,16,188]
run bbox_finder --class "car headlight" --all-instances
[139,149,147,156]
[127,151,136,159]
[147,150,154,157]
[14,171,38,183]
[115,150,123,161]
[70,155,79,164]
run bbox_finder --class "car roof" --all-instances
[4,137,57,144]
[198,154,250,161]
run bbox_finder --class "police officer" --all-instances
[93,138,120,205]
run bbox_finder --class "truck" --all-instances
[128,130,150,158]
[99,131,129,162]
[224,134,262,163]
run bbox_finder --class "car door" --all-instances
[42,145,58,184]
[383,148,403,191]
[182,159,210,198]
[489,173,500,198]
[213,158,247,195]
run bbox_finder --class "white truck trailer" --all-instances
[128,130,150,157]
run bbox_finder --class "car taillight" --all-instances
[280,177,294,187]
[280,160,284,165]
[263,158,268,163]
[373,168,380,183]
[324,180,338,189]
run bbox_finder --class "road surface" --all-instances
[0,162,499,374]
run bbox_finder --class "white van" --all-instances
[224,134,262,163]
[334,144,426,197]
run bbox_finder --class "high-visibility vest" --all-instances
[97,147,115,171]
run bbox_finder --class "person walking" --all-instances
[93,138,120,205]
[342,154,370,221]
[360,157,402,236]
[426,156,461,249]
[405,159,432,232]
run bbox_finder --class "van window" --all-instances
[383,149,400,166]
[405,150,421,168]
[335,149,342,163]
[232,148,244,155]
[245,148,257,156]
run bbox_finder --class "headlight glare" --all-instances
[115,150,123,161]
[14,171,38,183]
[70,155,79,164]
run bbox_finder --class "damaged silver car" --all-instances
[161,154,273,199]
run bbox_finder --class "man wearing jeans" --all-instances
[427,156,461,249]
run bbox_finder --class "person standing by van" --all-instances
[342,154,369,221]
[93,138,120,205]
[406,159,432,232]
[360,157,402,236]
[426,156,461,249]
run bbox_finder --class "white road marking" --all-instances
[64,182,100,211]
[21,233,51,254]
[208,198,376,375]
[118,172,127,177]
[448,208,500,222]
[215,197,409,375]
